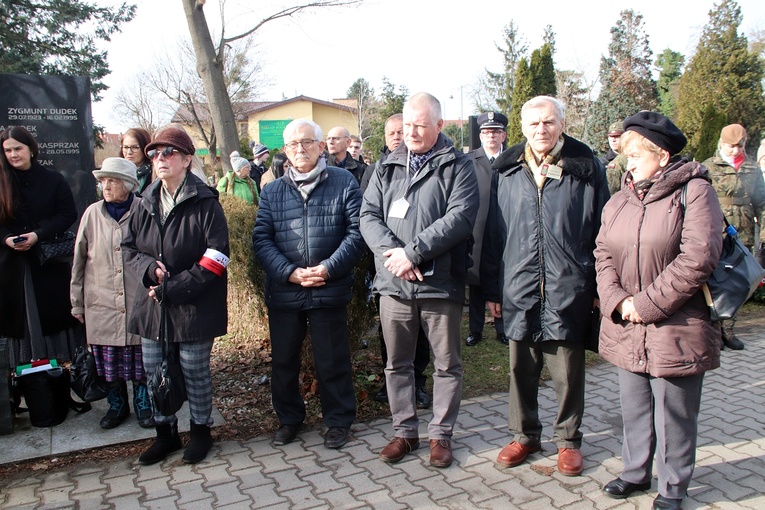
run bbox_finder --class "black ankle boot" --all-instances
[183,422,213,464]
[138,422,183,465]
[100,380,130,429]
[132,381,155,428]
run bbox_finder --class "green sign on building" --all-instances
[259,119,291,149]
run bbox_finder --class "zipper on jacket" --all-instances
[537,186,546,333]
[303,199,311,306]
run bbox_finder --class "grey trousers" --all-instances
[379,296,462,440]
[618,369,704,500]
[508,339,585,448]
[142,338,214,427]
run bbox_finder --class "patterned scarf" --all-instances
[408,147,435,178]
[289,156,326,200]
[625,171,663,201]
[524,137,564,188]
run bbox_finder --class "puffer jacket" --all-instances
[595,160,723,378]
[252,166,364,311]
[360,133,479,304]
[122,173,229,342]
[481,134,610,343]
[71,196,142,347]
[703,152,765,248]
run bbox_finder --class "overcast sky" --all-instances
[93,0,765,133]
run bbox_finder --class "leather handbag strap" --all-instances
[158,272,171,358]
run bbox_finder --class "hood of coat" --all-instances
[492,133,599,182]
[622,158,710,207]
[383,132,455,169]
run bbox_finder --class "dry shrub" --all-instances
[219,194,268,347]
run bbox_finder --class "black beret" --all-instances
[623,111,687,155]
[477,112,508,130]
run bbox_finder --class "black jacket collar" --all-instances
[493,133,598,182]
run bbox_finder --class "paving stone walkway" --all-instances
[2,329,764,509]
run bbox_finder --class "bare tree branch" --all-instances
[221,1,362,47]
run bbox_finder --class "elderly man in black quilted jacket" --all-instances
[253,119,364,450]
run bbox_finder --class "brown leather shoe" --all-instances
[429,439,452,468]
[379,437,419,463]
[557,447,583,476]
[496,441,541,467]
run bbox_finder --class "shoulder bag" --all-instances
[70,346,108,402]
[38,230,76,265]
[681,184,765,321]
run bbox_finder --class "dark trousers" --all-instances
[269,307,356,428]
[618,369,704,500]
[468,284,504,336]
[508,339,584,448]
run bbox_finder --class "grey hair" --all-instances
[522,96,565,121]
[283,119,323,144]
[404,92,443,124]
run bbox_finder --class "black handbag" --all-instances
[680,185,765,321]
[70,346,108,402]
[702,224,765,321]
[37,231,75,265]
[148,291,187,416]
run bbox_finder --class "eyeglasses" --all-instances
[147,147,180,159]
[122,145,141,153]
[285,139,318,150]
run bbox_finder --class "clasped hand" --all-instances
[384,247,423,282]
[617,296,642,323]
[289,264,329,287]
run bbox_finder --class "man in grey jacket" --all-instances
[360,92,478,469]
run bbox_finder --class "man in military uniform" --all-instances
[704,124,765,350]
[600,121,627,195]
[465,112,508,346]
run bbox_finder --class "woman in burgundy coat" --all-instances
[595,112,723,510]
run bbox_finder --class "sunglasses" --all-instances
[147,147,180,159]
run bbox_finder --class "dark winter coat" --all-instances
[0,161,79,337]
[466,146,497,286]
[252,166,364,311]
[360,133,479,304]
[328,151,367,185]
[481,134,610,343]
[595,160,723,378]
[122,173,229,342]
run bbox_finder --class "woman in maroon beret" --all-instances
[122,126,229,465]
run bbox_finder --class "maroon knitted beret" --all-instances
[145,127,195,156]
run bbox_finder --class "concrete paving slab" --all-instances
[0,384,224,464]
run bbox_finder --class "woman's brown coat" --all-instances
[595,159,723,378]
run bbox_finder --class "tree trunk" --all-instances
[181,0,237,172]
